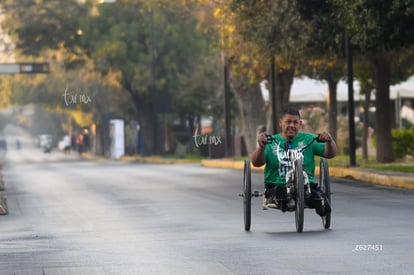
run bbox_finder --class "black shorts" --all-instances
[265,183,322,207]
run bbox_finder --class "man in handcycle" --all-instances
[251,107,337,216]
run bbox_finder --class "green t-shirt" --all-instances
[264,132,325,186]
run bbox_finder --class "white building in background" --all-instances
[289,76,414,127]
[289,75,414,103]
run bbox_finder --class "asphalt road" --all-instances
[0,147,413,274]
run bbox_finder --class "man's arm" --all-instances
[251,132,267,167]
[324,139,337,158]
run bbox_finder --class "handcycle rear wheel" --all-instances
[294,159,305,233]
[242,160,252,231]
[319,158,331,229]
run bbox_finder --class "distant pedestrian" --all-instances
[83,129,90,152]
[76,133,84,154]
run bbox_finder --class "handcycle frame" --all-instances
[241,135,331,233]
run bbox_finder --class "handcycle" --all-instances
[240,135,331,233]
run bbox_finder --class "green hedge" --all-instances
[391,127,414,159]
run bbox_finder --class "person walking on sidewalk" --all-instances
[250,107,338,216]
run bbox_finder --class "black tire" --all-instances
[294,159,305,233]
[242,160,252,231]
[320,158,331,229]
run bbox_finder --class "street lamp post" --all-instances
[345,33,356,167]
[224,56,232,157]
[270,57,277,133]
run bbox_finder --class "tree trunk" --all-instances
[92,122,109,157]
[361,85,373,161]
[326,78,338,142]
[273,65,295,132]
[370,54,394,163]
[230,74,266,155]
[138,103,157,156]
[128,89,157,156]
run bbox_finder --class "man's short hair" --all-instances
[282,107,301,118]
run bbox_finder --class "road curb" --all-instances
[80,153,202,164]
[200,159,414,190]
[0,193,7,215]
[200,159,263,171]
[120,155,201,164]
[328,167,414,190]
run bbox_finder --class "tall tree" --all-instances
[0,0,88,56]
[294,0,347,142]
[230,0,311,130]
[79,1,211,155]
[330,0,414,162]
[211,1,267,154]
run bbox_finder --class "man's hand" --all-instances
[257,132,268,149]
[317,131,337,158]
[317,132,333,143]
[251,132,267,167]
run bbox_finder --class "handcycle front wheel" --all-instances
[319,158,331,229]
[294,159,305,233]
[242,160,252,231]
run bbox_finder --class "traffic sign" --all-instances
[0,63,49,74]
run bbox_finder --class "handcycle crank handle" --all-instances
[265,134,274,144]
[315,134,323,143]
[315,134,329,143]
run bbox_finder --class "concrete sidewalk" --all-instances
[200,159,414,190]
